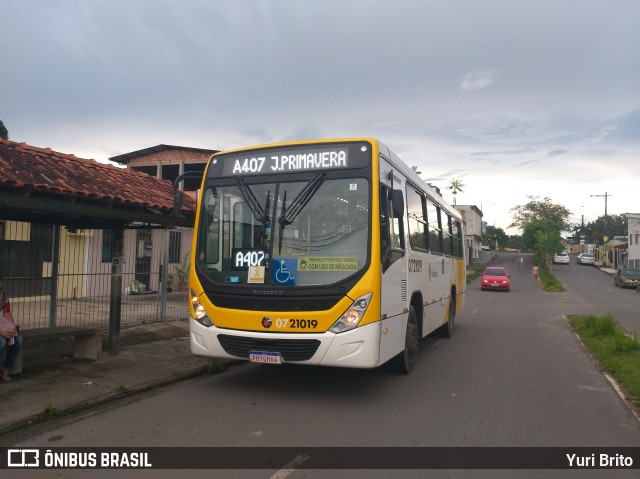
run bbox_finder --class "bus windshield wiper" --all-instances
[236,179,271,249]
[236,178,266,223]
[277,173,325,253]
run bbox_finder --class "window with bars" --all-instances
[102,230,112,263]
[169,231,181,263]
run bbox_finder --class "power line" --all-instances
[589,192,611,217]
[590,192,612,240]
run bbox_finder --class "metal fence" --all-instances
[0,221,192,331]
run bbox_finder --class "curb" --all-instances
[0,361,231,436]
[567,315,640,426]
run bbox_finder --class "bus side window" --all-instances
[443,213,453,256]
[452,219,463,258]
[426,198,443,254]
[390,188,405,252]
[380,186,392,270]
[380,185,405,273]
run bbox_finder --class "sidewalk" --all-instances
[598,266,616,275]
[0,319,231,436]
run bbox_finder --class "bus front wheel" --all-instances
[392,306,420,374]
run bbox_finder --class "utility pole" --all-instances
[590,192,612,265]
[590,192,610,217]
[590,192,611,231]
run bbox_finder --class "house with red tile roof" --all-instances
[0,139,203,306]
[109,144,217,192]
[109,144,218,292]
[0,139,197,228]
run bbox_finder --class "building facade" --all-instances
[627,213,640,269]
[456,205,483,264]
[110,145,218,291]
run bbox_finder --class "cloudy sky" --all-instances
[2,0,639,234]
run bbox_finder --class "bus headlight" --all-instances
[191,290,214,327]
[329,293,373,334]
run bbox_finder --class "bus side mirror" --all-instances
[391,190,404,218]
[172,190,184,218]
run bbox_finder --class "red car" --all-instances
[481,267,511,292]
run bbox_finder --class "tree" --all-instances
[484,225,507,250]
[512,198,570,269]
[509,196,571,231]
[505,234,526,251]
[448,178,465,206]
[522,219,563,268]
[573,214,627,244]
[0,120,8,140]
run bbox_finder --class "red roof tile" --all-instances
[0,138,196,217]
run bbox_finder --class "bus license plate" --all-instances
[249,351,283,365]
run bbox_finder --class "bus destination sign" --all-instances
[225,148,347,176]
[208,142,371,178]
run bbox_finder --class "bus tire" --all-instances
[392,306,419,374]
[435,296,455,338]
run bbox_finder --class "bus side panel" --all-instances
[455,257,466,314]
[422,256,450,335]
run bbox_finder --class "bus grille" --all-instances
[210,294,341,312]
[217,335,321,361]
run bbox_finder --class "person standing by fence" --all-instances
[0,275,23,382]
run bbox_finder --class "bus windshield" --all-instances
[196,176,369,287]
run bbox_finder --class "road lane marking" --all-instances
[270,454,311,479]
[472,308,479,314]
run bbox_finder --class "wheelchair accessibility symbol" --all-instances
[272,259,297,285]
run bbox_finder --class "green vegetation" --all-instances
[510,197,571,268]
[573,213,628,245]
[175,254,190,283]
[483,225,507,250]
[537,264,564,292]
[570,314,640,407]
[41,402,60,420]
[466,262,485,284]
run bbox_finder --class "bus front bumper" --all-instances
[189,318,382,369]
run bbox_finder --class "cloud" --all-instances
[455,116,533,143]
[471,149,534,157]
[460,70,498,91]
[547,149,567,157]
[422,169,467,182]
[2,0,639,234]
[512,160,541,168]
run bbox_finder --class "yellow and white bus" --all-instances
[188,138,465,373]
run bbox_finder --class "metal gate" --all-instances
[0,221,191,331]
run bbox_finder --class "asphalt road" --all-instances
[8,252,640,478]
[549,255,640,334]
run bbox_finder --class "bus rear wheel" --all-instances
[392,306,419,374]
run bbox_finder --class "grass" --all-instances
[538,264,565,292]
[41,402,60,420]
[466,262,485,284]
[569,314,640,408]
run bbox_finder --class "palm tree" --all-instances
[448,178,465,205]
